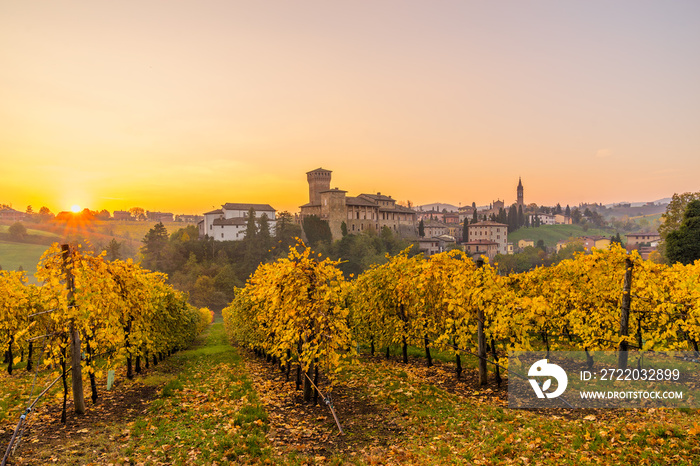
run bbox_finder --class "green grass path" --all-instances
[120,321,272,464]
[5,322,699,465]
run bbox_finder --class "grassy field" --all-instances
[2,322,699,465]
[0,219,195,268]
[0,240,51,272]
[0,225,61,238]
[508,224,615,249]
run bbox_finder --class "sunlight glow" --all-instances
[71,205,81,213]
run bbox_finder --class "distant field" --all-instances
[0,240,50,273]
[507,224,614,248]
[628,212,662,221]
[0,219,195,262]
[628,212,663,230]
[0,224,61,238]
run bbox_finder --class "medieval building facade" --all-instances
[300,168,417,240]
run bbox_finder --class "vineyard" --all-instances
[3,240,700,464]
[1,243,212,463]
[224,241,700,395]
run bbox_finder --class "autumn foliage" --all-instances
[223,242,353,389]
[1,243,212,380]
[225,242,700,382]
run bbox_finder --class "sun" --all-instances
[71,204,81,213]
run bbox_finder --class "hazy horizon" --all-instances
[2,1,699,215]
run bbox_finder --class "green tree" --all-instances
[341,221,348,237]
[471,210,478,224]
[665,200,700,265]
[96,209,111,220]
[257,213,272,259]
[105,238,122,261]
[507,205,518,232]
[244,207,257,240]
[462,220,468,242]
[418,219,425,237]
[498,208,507,224]
[190,275,228,309]
[518,204,525,228]
[38,206,52,222]
[141,222,169,270]
[301,215,332,246]
[610,233,623,246]
[660,193,700,237]
[659,192,700,258]
[8,222,27,241]
[570,208,582,224]
[274,211,302,256]
[129,207,146,221]
[242,208,260,271]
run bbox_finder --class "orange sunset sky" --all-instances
[2,1,699,215]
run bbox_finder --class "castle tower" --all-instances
[517,177,524,207]
[307,168,332,205]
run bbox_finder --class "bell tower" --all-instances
[307,168,332,205]
[517,177,524,207]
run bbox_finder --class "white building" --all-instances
[529,213,556,226]
[199,203,276,241]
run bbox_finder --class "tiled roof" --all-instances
[378,204,416,213]
[213,218,247,226]
[204,209,223,215]
[468,221,507,227]
[360,193,393,202]
[306,167,332,174]
[320,188,347,193]
[346,197,377,207]
[222,203,275,212]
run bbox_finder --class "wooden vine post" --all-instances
[476,258,487,386]
[62,244,86,415]
[617,257,634,371]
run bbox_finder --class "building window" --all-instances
[221,233,224,238]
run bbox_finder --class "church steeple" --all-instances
[517,177,524,207]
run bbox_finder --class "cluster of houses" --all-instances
[199,168,526,260]
[197,168,663,261]
[550,232,661,259]
[0,205,202,224]
[0,207,28,222]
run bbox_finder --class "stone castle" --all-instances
[300,168,417,240]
